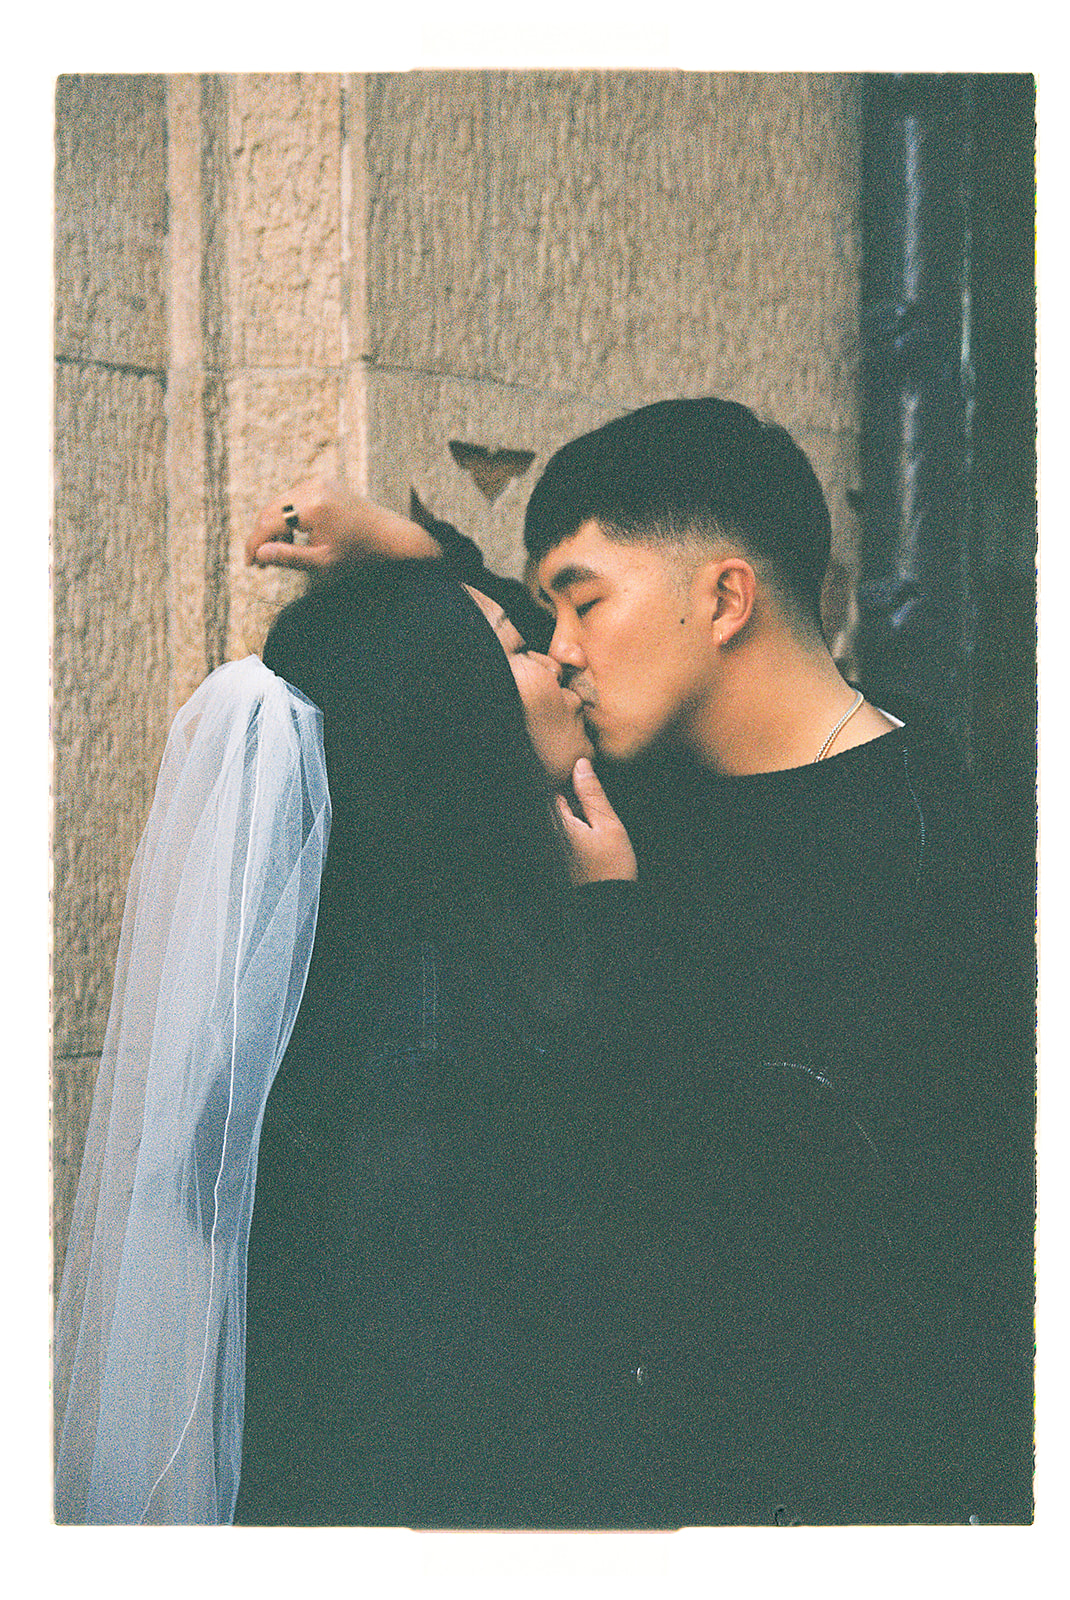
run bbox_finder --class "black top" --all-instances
[590,717,974,1078]
[568,718,1034,1524]
[237,536,1033,1528]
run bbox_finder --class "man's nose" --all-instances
[549,624,587,672]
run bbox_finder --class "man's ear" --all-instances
[696,557,756,645]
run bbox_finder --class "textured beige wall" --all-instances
[53,76,171,1285]
[362,71,862,586]
[53,70,863,1284]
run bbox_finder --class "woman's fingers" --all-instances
[558,763,638,883]
[247,537,330,570]
[247,498,302,565]
[245,479,340,567]
[571,757,620,826]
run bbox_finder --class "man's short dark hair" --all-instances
[523,397,832,634]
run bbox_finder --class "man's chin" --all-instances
[589,723,650,765]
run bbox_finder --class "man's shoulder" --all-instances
[867,691,975,818]
[864,688,967,768]
[599,692,976,845]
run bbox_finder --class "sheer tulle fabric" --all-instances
[54,658,330,1524]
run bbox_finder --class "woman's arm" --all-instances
[246,477,442,570]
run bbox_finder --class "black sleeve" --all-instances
[557,879,694,1086]
[571,881,663,1011]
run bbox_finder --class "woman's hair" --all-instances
[263,562,576,1018]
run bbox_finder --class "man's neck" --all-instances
[689,633,897,777]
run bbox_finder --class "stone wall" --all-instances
[52,70,863,1284]
[363,71,862,594]
[53,75,172,1285]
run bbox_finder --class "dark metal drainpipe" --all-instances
[857,74,975,754]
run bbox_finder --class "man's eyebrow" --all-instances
[543,562,601,597]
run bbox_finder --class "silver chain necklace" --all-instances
[813,690,864,762]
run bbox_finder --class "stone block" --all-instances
[226,73,345,371]
[365,368,618,580]
[52,1055,100,1289]
[223,369,345,659]
[54,75,168,370]
[53,361,169,1057]
[363,71,860,448]
[365,72,490,379]
[167,75,205,371]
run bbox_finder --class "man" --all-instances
[248,397,1032,1525]
[520,404,1033,1528]
[248,401,992,1080]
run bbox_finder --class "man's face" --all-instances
[535,520,716,762]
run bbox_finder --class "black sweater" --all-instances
[563,717,1034,1525]
[238,530,1033,1527]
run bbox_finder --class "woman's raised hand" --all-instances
[556,759,638,884]
[246,477,441,570]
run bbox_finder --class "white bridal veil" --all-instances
[54,657,331,1524]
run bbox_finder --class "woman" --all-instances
[55,554,637,1525]
[235,560,639,1527]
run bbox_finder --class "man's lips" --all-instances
[566,678,596,711]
